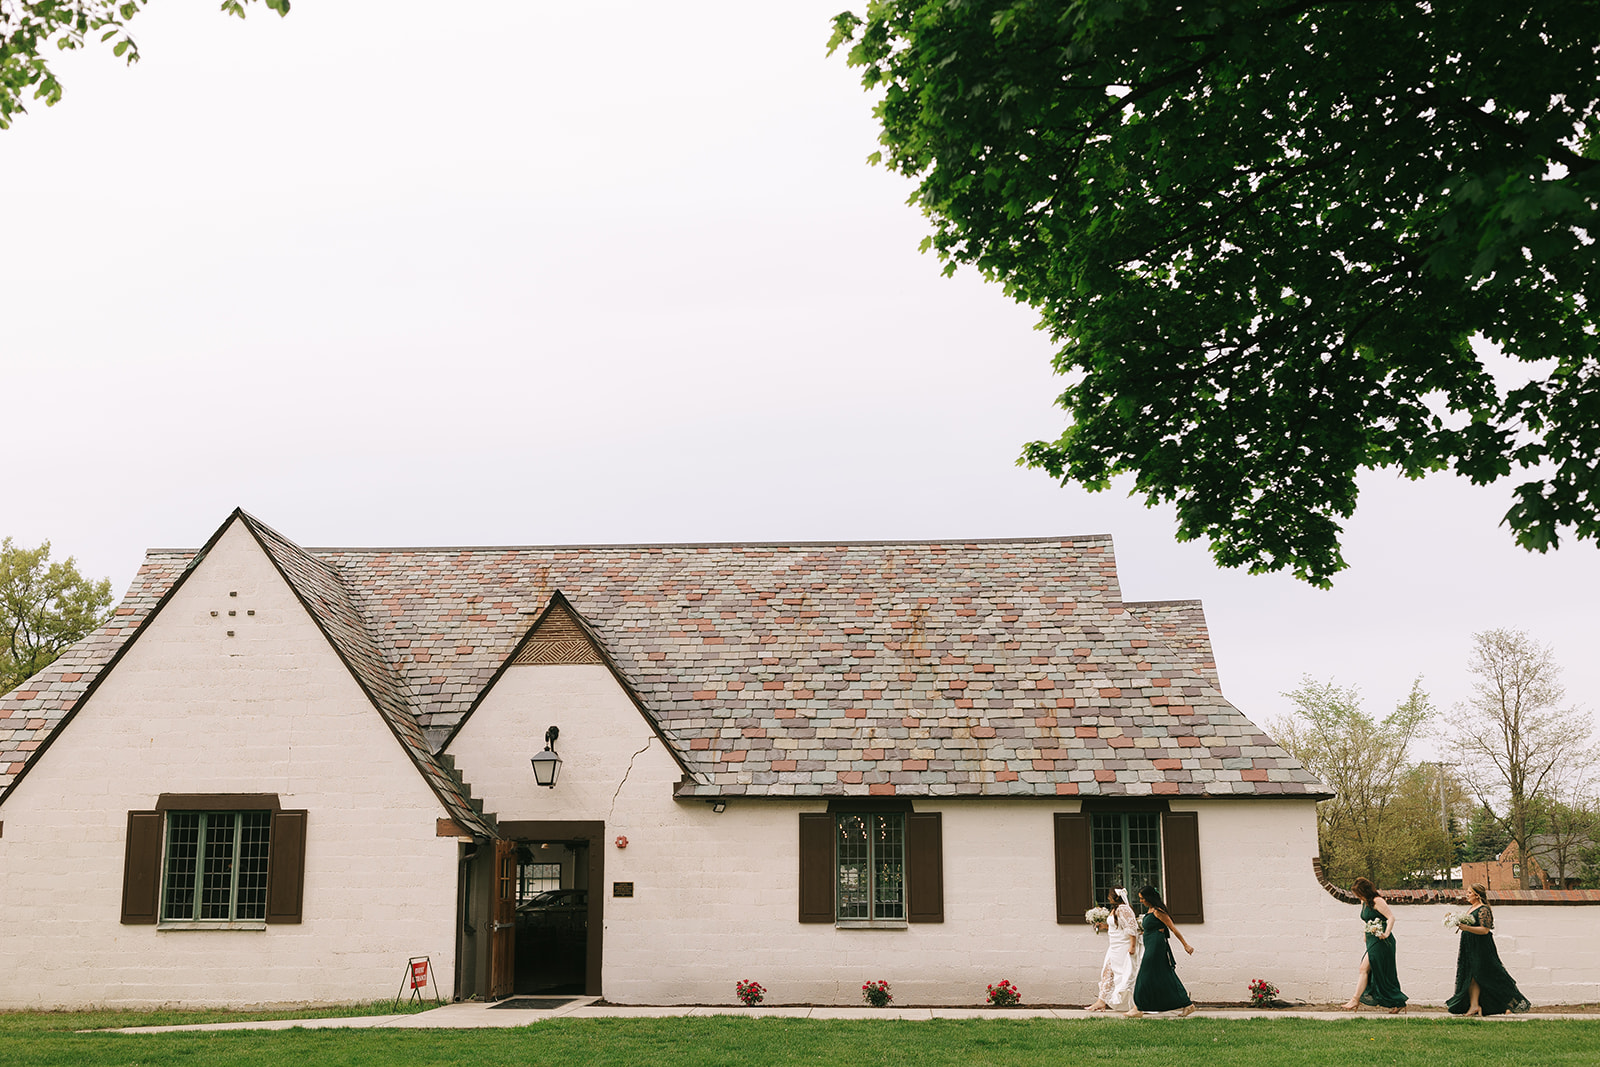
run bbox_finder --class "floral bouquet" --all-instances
[735,979,766,1006]
[1247,978,1279,1007]
[986,980,1021,1006]
[1363,917,1387,936]
[1442,911,1469,928]
[862,979,892,1007]
[1085,906,1112,931]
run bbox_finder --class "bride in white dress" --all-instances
[1086,888,1142,1011]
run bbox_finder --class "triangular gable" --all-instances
[513,602,604,665]
[1,509,495,835]
[441,590,699,783]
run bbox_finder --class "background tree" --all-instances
[0,537,113,694]
[1450,628,1596,889]
[830,1,1600,586]
[1529,795,1599,889]
[1459,803,1511,864]
[1267,677,1434,887]
[0,0,288,129]
[1579,838,1600,889]
[1380,763,1460,889]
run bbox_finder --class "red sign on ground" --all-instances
[410,960,429,989]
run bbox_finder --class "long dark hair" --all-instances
[1352,877,1377,904]
[1138,885,1168,916]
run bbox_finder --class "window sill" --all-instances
[156,921,268,931]
[835,919,908,930]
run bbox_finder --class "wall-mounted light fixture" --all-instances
[709,798,727,814]
[530,726,562,787]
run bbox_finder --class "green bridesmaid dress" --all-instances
[1446,905,1531,1016]
[1131,912,1191,1012]
[1357,903,1408,1009]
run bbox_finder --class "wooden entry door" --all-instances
[489,838,517,999]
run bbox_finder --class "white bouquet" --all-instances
[1442,911,1468,928]
[1085,906,1111,931]
[1363,917,1387,936]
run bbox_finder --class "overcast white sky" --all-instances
[3,1,1596,746]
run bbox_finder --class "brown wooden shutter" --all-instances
[1054,812,1091,923]
[121,810,163,924]
[1162,811,1204,924]
[265,810,308,924]
[798,813,835,923]
[906,812,944,923]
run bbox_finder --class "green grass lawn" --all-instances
[2,1016,1598,1067]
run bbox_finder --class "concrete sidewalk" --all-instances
[107,999,1595,1032]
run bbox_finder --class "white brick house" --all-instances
[2,510,1595,1009]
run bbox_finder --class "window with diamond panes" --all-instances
[518,862,562,902]
[162,811,272,921]
[836,812,905,921]
[1090,812,1162,906]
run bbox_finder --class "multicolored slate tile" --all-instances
[0,512,1330,810]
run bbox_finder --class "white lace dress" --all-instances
[1097,904,1142,1010]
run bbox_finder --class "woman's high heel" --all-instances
[1179,1004,1197,1017]
[1387,1005,1407,1015]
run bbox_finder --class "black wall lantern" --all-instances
[530,725,562,787]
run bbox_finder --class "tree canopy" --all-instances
[1268,676,1445,887]
[0,537,113,694]
[830,1,1600,585]
[0,0,288,129]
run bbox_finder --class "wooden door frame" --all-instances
[498,821,605,998]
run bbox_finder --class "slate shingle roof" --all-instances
[1123,600,1220,689]
[242,516,494,835]
[1,516,1330,807]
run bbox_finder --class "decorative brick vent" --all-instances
[514,603,603,666]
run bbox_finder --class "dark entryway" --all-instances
[512,840,589,995]
[476,820,602,1000]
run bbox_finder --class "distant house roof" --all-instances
[1527,834,1595,882]
[1,511,1329,805]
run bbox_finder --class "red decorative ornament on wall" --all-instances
[614,835,628,849]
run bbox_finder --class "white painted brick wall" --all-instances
[453,664,1600,1007]
[0,520,461,1010]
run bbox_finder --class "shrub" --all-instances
[734,980,766,1006]
[861,980,892,1007]
[985,980,1021,1006]
[1248,979,1279,1007]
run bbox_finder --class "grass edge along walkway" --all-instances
[0,999,436,1034]
[4,1015,1600,1067]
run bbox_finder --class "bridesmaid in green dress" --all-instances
[1340,876,1407,1013]
[1446,883,1531,1016]
[1126,885,1197,1018]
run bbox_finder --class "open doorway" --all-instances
[513,840,589,994]
[476,820,603,1000]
